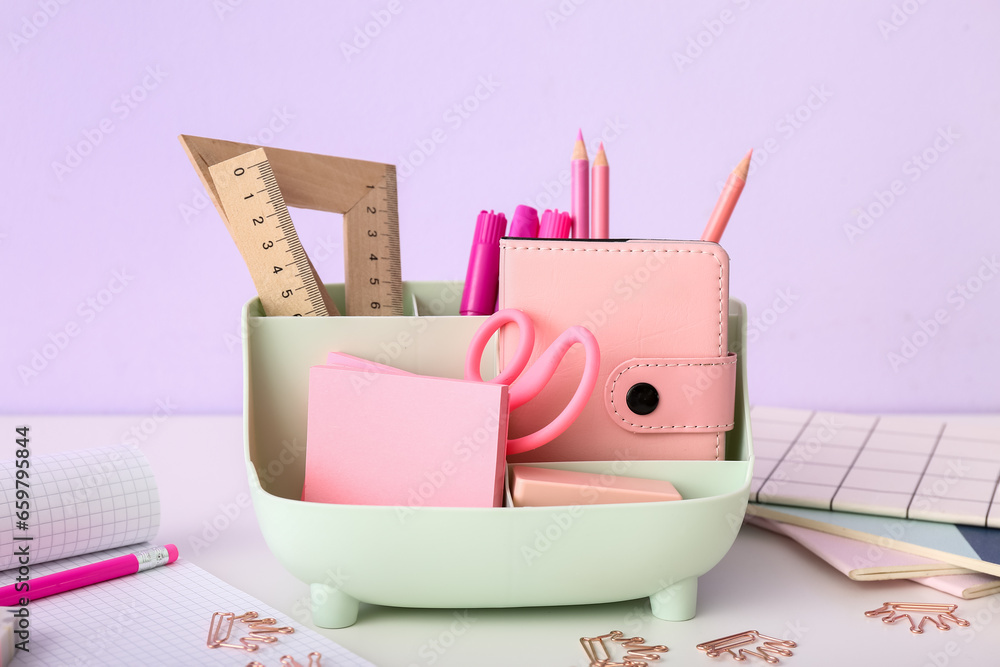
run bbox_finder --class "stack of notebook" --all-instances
[747,406,1000,599]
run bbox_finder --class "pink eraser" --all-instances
[304,367,510,508]
[510,465,683,507]
[165,544,179,564]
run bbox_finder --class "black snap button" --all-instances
[625,382,659,416]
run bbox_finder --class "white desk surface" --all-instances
[4,415,999,667]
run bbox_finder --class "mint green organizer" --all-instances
[243,282,752,628]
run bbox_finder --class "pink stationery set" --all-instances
[302,237,737,510]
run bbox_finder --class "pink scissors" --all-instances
[465,308,600,455]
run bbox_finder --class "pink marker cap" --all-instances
[508,205,539,238]
[460,210,507,316]
[539,209,572,239]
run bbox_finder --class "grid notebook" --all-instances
[0,445,160,570]
[750,406,1000,528]
[0,445,371,666]
[0,546,373,667]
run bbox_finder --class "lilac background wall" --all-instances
[2,1,998,415]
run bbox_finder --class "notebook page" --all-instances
[0,545,374,667]
[750,407,1000,527]
[0,445,159,569]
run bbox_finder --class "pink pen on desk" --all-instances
[571,129,590,239]
[539,209,571,239]
[460,210,507,316]
[0,545,178,606]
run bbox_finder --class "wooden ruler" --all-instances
[209,149,330,317]
[180,135,403,316]
[342,163,403,316]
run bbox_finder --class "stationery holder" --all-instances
[242,281,752,628]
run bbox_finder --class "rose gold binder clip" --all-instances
[245,655,321,667]
[236,611,295,650]
[281,654,323,667]
[864,602,971,634]
[208,612,250,651]
[580,630,669,667]
[207,610,295,651]
[696,630,797,664]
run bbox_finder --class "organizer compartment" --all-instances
[243,282,752,628]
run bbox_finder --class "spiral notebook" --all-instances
[0,446,372,667]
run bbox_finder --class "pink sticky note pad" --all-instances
[510,465,683,507]
[304,366,509,508]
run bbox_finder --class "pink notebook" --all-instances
[303,366,509,508]
[499,239,735,462]
[747,514,1000,599]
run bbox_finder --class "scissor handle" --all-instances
[465,309,535,386]
[505,325,600,455]
[465,309,600,456]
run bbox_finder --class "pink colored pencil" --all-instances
[591,142,609,238]
[701,149,753,243]
[0,545,178,605]
[571,129,590,239]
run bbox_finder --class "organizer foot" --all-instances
[310,583,359,628]
[649,577,698,621]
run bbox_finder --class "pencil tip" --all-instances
[593,142,608,166]
[577,128,584,141]
[734,149,753,180]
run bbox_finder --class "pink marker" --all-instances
[539,209,571,239]
[508,205,540,238]
[460,210,507,316]
[495,205,538,310]
[0,545,178,606]
[571,129,590,239]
